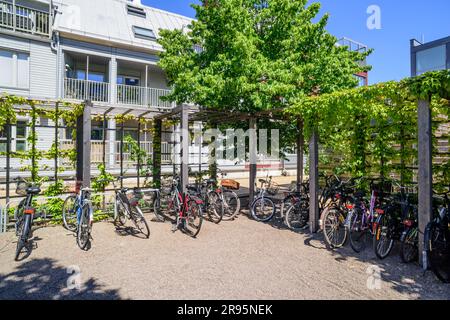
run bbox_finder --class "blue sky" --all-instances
[142,0,450,84]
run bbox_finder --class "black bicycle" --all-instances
[424,190,450,283]
[14,177,41,261]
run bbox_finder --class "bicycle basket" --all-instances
[267,186,279,196]
[16,180,29,196]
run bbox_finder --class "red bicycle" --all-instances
[163,177,203,238]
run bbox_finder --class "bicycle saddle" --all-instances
[27,186,41,195]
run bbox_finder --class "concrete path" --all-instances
[0,213,449,300]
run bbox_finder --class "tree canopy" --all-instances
[158,0,371,112]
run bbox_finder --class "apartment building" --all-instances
[0,0,369,178]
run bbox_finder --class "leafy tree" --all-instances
[158,0,371,113]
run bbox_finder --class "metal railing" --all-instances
[64,78,110,103]
[117,84,174,108]
[0,1,50,36]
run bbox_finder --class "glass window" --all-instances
[0,50,29,88]
[416,45,446,75]
[0,129,6,153]
[133,26,156,40]
[16,121,27,152]
[16,121,27,138]
[127,5,146,18]
[0,50,14,87]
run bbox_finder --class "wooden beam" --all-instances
[309,129,319,233]
[296,119,304,191]
[152,119,162,188]
[76,100,92,188]
[417,98,433,268]
[249,118,257,208]
[180,104,190,194]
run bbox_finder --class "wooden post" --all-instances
[309,129,319,233]
[249,118,257,208]
[120,119,124,188]
[54,102,59,182]
[180,105,189,194]
[297,119,304,191]
[76,101,92,188]
[137,119,141,188]
[152,119,162,188]
[5,122,11,206]
[418,98,433,268]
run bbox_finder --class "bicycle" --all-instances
[250,175,278,222]
[373,181,417,260]
[14,177,41,261]
[62,184,94,250]
[424,189,450,283]
[161,177,204,238]
[320,176,356,248]
[188,179,224,224]
[283,182,310,231]
[109,177,150,239]
[216,169,241,221]
[133,187,165,222]
[346,187,379,253]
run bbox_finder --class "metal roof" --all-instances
[53,0,193,52]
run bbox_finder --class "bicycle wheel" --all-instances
[77,205,91,250]
[285,201,309,231]
[184,199,203,238]
[373,213,395,259]
[222,190,240,221]
[400,227,418,263]
[114,199,128,226]
[62,194,78,232]
[425,222,450,283]
[14,199,26,237]
[251,197,276,222]
[15,214,32,261]
[206,191,224,224]
[152,194,165,222]
[323,207,348,248]
[130,206,150,238]
[348,210,367,253]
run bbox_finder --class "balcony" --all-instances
[64,78,110,103]
[63,78,175,108]
[0,1,50,37]
[117,84,174,108]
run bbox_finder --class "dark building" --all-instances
[410,36,450,76]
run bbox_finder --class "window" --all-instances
[0,49,29,88]
[416,45,446,75]
[133,26,156,40]
[16,121,27,152]
[127,5,146,18]
[117,76,140,86]
[0,129,6,153]
[354,74,366,87]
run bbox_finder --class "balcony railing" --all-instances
[64,78,110,103]
[64,78,175,108]
[117,84,174,108]
[0,1,50,36]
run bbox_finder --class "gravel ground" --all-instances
[0,212,449,300]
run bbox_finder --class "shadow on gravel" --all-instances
[301,231,450,299]
[0,258,122,300]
